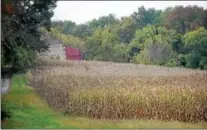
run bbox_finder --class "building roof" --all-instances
[65,46,81,56]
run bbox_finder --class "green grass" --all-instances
[1,75,207,129]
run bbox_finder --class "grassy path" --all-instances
[1,75,207,129]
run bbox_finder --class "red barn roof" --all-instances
[65,46,82,60]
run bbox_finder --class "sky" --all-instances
[52,1,207,24]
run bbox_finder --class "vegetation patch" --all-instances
[29,59,207,123]
[1,75,207,128]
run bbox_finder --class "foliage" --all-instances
[132,6,162,29]
[183,27,207,69]
[166,5,205,34]
[49,5,207,70]
[159,7,173,26]
[49,28,85,51]
[114,16,137,43]
[1,0,57,72]
[134,36,174,65]
[84,27,129,62]
[72,24,93,39]
[131,25,176,50]
[184,51,201,69]
[88,14,119,29]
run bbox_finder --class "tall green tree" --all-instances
[88,14,119,29]
[51,20,65,31]
[130,25,177,64]
[85,26,128,62]
[114,16,137,44]
[183,27,207,69]
[132,6,162,29]
[131,25,176,50]
[1,0,57,72]
[134,36,174,65]
[203,10,207,29]
[62,20,76,35]
[159,7,173,26]
[73,24,93,39]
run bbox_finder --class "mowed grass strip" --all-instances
[1,75,207,128]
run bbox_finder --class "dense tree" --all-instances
[62,20,76,34]
[51,20,92,39]
[88,14,119,29]
[203,10,207,29]
[48,4,207,70]
[131,25,176,50]
[132,6,162,29]
[183,27,207,69]
[72,24,93,39]
[133,36,174,65]
[166,5,205,34]
[1,0,57,72]
[84,26,128,62]
[47,28,85,51]
[51,20,64,31]
[114,16,137,44]
[159,7,173,26]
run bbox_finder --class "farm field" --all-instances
[1,75,207,129]
[30,59,207,122]
[2,58,207,128]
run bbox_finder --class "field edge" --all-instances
[1,75,207,129]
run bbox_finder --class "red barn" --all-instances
[65,46,83,60]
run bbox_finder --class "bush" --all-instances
[1,102,12,121]
[199,57,207,70]
[185,52,201,69]
[178,54,186,66]
[165,58,177,67]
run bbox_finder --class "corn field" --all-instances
[28,58,207,123]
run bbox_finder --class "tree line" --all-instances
[49,5,207,69]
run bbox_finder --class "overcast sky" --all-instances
[52,1,207,24]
